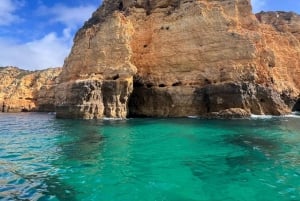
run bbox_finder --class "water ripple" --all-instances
[0,114,299,200]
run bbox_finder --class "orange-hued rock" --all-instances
[0,67,62,112]
[256,11,300,94]
[55,10,136,119]
[55,0,300,119]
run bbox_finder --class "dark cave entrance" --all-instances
[292,99,300,111]
[118,2,123,11]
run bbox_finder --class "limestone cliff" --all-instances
[55,0,300,119]
[0,67,62,112]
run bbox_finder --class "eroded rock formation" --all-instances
[0,67,61,112]
[55,0,300,119]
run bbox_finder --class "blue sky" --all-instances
[252,0,300,13]
[0,0,299,70]
[0,0,100,70]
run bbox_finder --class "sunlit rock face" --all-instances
[0,67,61,112]
[55,9,136,119]
[55,0,300,119]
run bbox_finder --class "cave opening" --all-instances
[118,2,124,11]
[203,92,210,113]
[292,99,300,111]
[112,74,119,80]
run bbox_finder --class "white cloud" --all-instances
[38,4,97,29]
[0,0,23,25]
[0,31,72,70]
[0,3,98,70]
[251,0,266,13]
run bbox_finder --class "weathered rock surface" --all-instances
[129,81,291,117]
[0,67,61,112]
[56,77,133,119]
[205,108,251,119]
[256,11,300,41]
[55,9,136,119]
[55,0,300,119]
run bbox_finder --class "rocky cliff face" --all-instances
[0,67,62,112]
[55,0,300,119]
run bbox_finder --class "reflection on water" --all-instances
[0,114,80,200]
[0,113,300,201]
[0,168,77,201]
[41,175,78,201]
[228,134,278,151]
[225,134,279,168]
[59,128,105,161]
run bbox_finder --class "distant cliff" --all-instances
[0,67,61,112]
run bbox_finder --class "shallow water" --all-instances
[0,113,299,201]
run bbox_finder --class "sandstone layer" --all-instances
[55,0,300,119]
[0,67,61,112]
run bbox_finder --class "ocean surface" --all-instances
[0,113,299,201]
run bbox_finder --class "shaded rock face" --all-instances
[200,82,291,115]
[129,82,290,117]
[56,0,300,119]
[56,77,133,119]
[0,67,62,112]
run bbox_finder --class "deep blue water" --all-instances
[0,113,299,201]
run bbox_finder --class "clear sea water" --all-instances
[0,113,299,201]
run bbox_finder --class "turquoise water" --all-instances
[0,113,300,201]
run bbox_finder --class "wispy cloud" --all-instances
[251,0,267,13]
[0,30,72,69]
[37,4,97,29]
[0,0,23,25]
[51,5,96,28]
[0,2,98,70]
